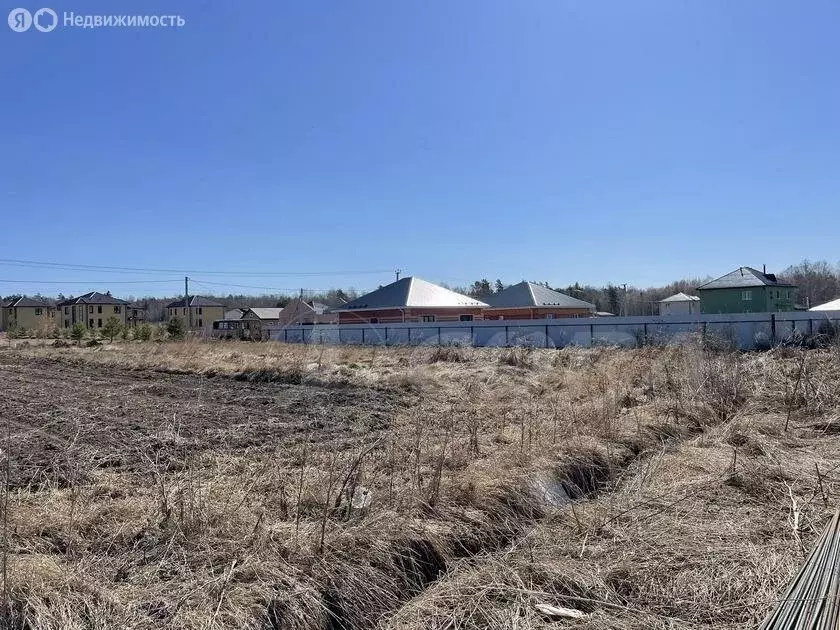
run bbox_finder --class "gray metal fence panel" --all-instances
[266,311,840,350]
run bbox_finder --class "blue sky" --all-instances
[2,1,839,298]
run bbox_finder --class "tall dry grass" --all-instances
[0,339,839,629]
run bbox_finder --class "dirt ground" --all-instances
[0,353,410,489]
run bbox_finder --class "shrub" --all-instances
[102,316,123,342]
[70,323,86,346]
[135,323,152,341]
[167,317,185,340]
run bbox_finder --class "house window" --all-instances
[35,308,42,316]
[114,306,121,314]
[64,307,68,315]
[370,318,379,324]
[546,313,556,319]
[89,306,94,313]
[198,307,202,315]
[741,291,753,301]
[64,320,69,328]
[459,315,474,322]
[422,315,436,322]
[89,319,94,328]
[98,306,102,314]
[198,319,203,328]
[98,319,102,328]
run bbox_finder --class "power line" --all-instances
[0,278,177,284]
[190,278,366,294]
[0,258,393,278]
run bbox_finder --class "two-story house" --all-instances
[696,267,796,314]
[57,291,132,330]
[1,296,56,332]
[165,296,224,332]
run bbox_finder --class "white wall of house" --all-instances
[659,300,699,316]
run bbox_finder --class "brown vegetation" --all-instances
[0,339,839,629]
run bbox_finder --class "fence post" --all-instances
[470,325,474,346]
[385,326,389,345]
[408,327,411,345]
[438,326,442,345]
[770,314,776,345]
[337,328,342,344]
[284,328,288,343]
[589,323,594,347]
[643,322,648,345]
[505,325,509,346]
[362,327,365,345]
[545,325,549,348]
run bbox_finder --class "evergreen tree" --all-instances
[167,316,185,340]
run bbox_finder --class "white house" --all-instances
[658,292,700,316]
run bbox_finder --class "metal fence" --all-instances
[265,311,840,350]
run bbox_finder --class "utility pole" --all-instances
[621,283,628,316]
[184,276,191,329]
[395,269,402,282]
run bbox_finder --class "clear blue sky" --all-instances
[2,1,839,298]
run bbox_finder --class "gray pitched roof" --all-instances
[484,282,595,310]
[57,291,129,306]
[659,292,700,303]
[244,307,284,320]
[696,267,795,291]
[166,296,224,308]
[3,296,52,308]
[331,277,488,311]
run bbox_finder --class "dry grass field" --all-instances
[1,338,840,629]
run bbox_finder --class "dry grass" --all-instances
[0,339,839,629]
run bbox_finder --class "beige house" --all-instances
[276,299,337,326]
[1,297,57,332]
[166,296,225,332]
[57,291,135,330]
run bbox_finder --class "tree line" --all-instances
[454,259,840,315]
[3,259,839,320]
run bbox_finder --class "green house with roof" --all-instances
[696,267,796,314]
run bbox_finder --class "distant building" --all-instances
[126,305,146,327]
[810,298,840,312]
[658,292,700,316]
[165,296,225,332]
[330,277,487,324]
[696,267,796,314]
[276,298,337,326]
[58,292,134,330]
[212,309,245,337]
[483,282,595,320]
[240,307,284,339]
[1,297,56,332]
